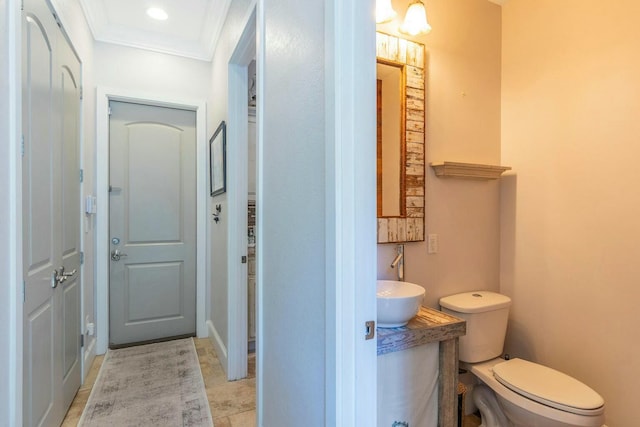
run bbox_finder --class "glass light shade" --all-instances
[376,0,397,24]
[400,1,432,36]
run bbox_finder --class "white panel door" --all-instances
[109,101,197,347]
[22,4,60,424]
[22,0,82,425]
[58,32,82,410]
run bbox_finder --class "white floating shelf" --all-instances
[430,161,512,180]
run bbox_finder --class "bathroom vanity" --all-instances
[377,307,466,427]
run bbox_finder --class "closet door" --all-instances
[22,1,62,424]
[59,26,82,411]
[22,0,82,425]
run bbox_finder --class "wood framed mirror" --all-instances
[376,32,426,243]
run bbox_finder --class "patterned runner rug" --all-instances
[79,338,213,426]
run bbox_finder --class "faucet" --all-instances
[390,244,404,281]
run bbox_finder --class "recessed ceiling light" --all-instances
[146,7,168,21]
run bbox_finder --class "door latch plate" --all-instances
[365,320,375,340]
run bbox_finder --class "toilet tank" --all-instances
[439,291,511,363]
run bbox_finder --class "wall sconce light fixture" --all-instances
[376,0,397,24]
[377,0,432,36]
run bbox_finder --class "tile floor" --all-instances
[62,338,480,427]
[61,354,104,426]
[61,337,256,427]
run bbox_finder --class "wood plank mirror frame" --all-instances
[376,32,425,243]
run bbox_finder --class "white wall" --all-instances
[94,42,212,99]
[0,0,20,423]
[0,35,10,427]
[501,1,640,424]
[259,0,328,423]
[377,0,503,307]
[206,0,253,369]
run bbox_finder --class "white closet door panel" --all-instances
[22,0,82,422]
[22,2,61,425]
[58,29,82,411]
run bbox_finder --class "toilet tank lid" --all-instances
[439,291,511,313]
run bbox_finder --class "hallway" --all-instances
[1,0,377,424]
[61,339,256,426]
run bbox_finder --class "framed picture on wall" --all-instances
[210,120,227,197]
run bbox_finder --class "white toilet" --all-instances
[439,291,605,427]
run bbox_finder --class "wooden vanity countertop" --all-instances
[377,307,466,356]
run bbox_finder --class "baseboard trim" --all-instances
[82,335,97,381]
[207,320,228,376]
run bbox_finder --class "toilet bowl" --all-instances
[469,358,604,427]
[439,291,605,427]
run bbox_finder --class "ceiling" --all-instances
[79,0,506,62]
[79,0,231,61]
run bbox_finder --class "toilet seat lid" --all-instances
[492,358,604,415]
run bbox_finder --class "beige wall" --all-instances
[501,1,640,424]
[377,0,503,308]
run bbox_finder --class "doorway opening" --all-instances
[107,101,198,348]
[225,6,257,382]
[95,90,208,355]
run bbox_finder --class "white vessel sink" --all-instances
[376,280,425,328]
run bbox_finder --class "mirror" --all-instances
[376,32,426,243]
[377,62,404,217]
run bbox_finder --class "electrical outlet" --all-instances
[428,234,438,254]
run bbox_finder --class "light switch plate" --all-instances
[428,234,438,254]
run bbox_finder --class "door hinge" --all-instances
[79,86,83,100]
[21,135,24,157]
[22,281,26,303]
[241,256,247,264]
[80,251,84,265]
[80,334,84,348]
[21,0,24,11]
[108,106,112,116]
[79,169,84,183]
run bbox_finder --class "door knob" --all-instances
[111,249,128,261]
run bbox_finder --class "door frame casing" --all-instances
[323,0,378,424]
[95,88,207,354]
[225,5,256,382]
[6,0,23,425]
